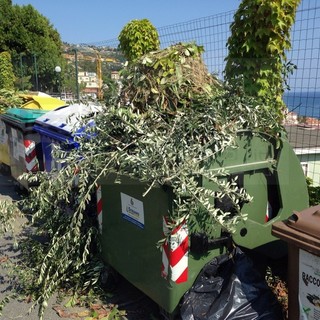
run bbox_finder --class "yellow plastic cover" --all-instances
[21,96,66,110]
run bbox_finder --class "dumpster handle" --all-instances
[209,159,276,175]
[190,232,232,255]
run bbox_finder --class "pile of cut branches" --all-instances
[119,42,222,113]
[0,42,283,319]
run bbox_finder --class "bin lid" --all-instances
[34,103,101,134]
[286,205,320,240]
[20,95,66,110]
[3,108,47,123]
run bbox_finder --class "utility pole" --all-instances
[74,49,80,101]
[55,66,61,98]
[33,54,39,91]
[19,54,24,91]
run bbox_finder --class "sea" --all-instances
[283,91,320,119]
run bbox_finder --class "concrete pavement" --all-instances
[0,172,90,320]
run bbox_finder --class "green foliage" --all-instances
[118,19,160,61]
[119,42,222,113]
[0,89,23,112]
[61,60,78,95]
[306,177,320,206]
[87,95,281,237]
[16,167,103,319]
[225,0,301,121]
[0,199,22,238]
[0,51,15,90]
[0,0,15,50]
[102,77,119,105]
[0,0,64,91]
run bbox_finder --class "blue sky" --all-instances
[12,0,241,44]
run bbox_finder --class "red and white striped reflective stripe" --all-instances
[96,185,102,232]
[24,140,38,172]
[161,217,188,284]
[265,201,272,222]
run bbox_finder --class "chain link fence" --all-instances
[283,0,320,186]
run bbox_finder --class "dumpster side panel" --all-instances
[41,134,60,172]
[1,110,45,189]
[99,131,310,313]
[33,124,76,172]
[233,138,309,257]
[207,132,309,258]
[0,119,10,166]
[7,126,43,189]
[99,176,223,314]
[33,104,100,173]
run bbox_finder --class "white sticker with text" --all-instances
[121,192,144,229]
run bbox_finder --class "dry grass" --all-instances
[266,267,289,319]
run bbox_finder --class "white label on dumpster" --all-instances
[121,193,144,229]
[299,249,320,320]
[11,127,18,139]
[11,128,24,160]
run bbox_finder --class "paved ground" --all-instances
[0,172,161,320]
[0,172,94,320]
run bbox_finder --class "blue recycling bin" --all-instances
[33,103,101,172]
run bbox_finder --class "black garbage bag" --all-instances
[180,247,283,320]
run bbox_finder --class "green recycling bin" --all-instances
[0,108,47,190]
[98,130,309,316]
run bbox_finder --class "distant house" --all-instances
[111,71,120,81]
[78,71,99,98]
[285,124,320,186]
[284,111,299,125]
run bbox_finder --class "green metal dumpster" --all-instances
[98,130,309,316]
[0,108,47,190]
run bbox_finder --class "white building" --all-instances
[78,71,99,98]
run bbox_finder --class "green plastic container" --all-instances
[0,108,47,189]
[98,130,309,316]
[208,131,309,256]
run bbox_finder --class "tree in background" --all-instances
[0,51,15,90]
[61,61,77,95]
[118,19,160,61]
[0,0,64,92]
[0,0,14,50]
[102,76,119,105]
[0,51,21,112]
[224,0,301,121]
[0,88,23,112]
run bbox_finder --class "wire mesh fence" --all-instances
[96,0,320,185]
[157,11,234,79]
[283,0,320,186]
